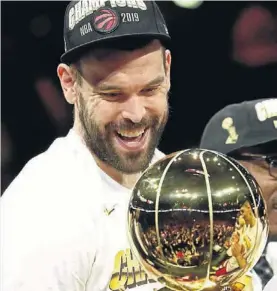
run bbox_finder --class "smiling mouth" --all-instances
[114,128,148,150]
[116,128,145,140]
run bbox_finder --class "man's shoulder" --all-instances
[4,131,98,194]
[2,131,105,220]
[21,132,79,172]
[4,136,70,191]
[1,132,104,256]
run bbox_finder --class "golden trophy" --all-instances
[127,149,269,291]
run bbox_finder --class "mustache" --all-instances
[107,117,159,131]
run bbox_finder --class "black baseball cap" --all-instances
[61,0,171,63]
[200,98,277,154]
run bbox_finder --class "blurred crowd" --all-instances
[143,220,235,267]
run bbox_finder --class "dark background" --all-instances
[2,1,277,193]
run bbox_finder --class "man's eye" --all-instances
[142,87,159,94]
[100,92,121,98]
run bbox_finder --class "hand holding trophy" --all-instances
[127,149,268,291]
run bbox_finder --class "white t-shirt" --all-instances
[1,129,165,291]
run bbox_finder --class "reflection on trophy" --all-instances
[127,149,269,291]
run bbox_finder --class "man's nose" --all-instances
[121,95,146,123]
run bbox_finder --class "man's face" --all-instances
[74,40,171,174]
[239,157,277,235]
[238,215,245,228]
[239,204,252,225]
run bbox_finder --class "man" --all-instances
[1,1,171,291]
[200,98,277,289]
[214,200,263,279]
[0,2,260,291]
[231,201,264,272]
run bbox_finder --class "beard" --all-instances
[77,94,168,174]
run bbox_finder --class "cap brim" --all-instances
[60,33,171,64]
[206,135,277,155]
[228,135,277,153]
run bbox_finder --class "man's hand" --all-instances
[232,242,244,257]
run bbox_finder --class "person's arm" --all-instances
[235,254,248,269]
[232,243,247,269]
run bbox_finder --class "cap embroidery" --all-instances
[255,99,277,128]
[92,7,120,34]
[222,117,239,144]
[68,0,147,30]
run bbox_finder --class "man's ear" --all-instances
[57,64,77,104]
[165,49,171,91]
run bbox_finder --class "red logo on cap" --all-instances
[92,7,120,34]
